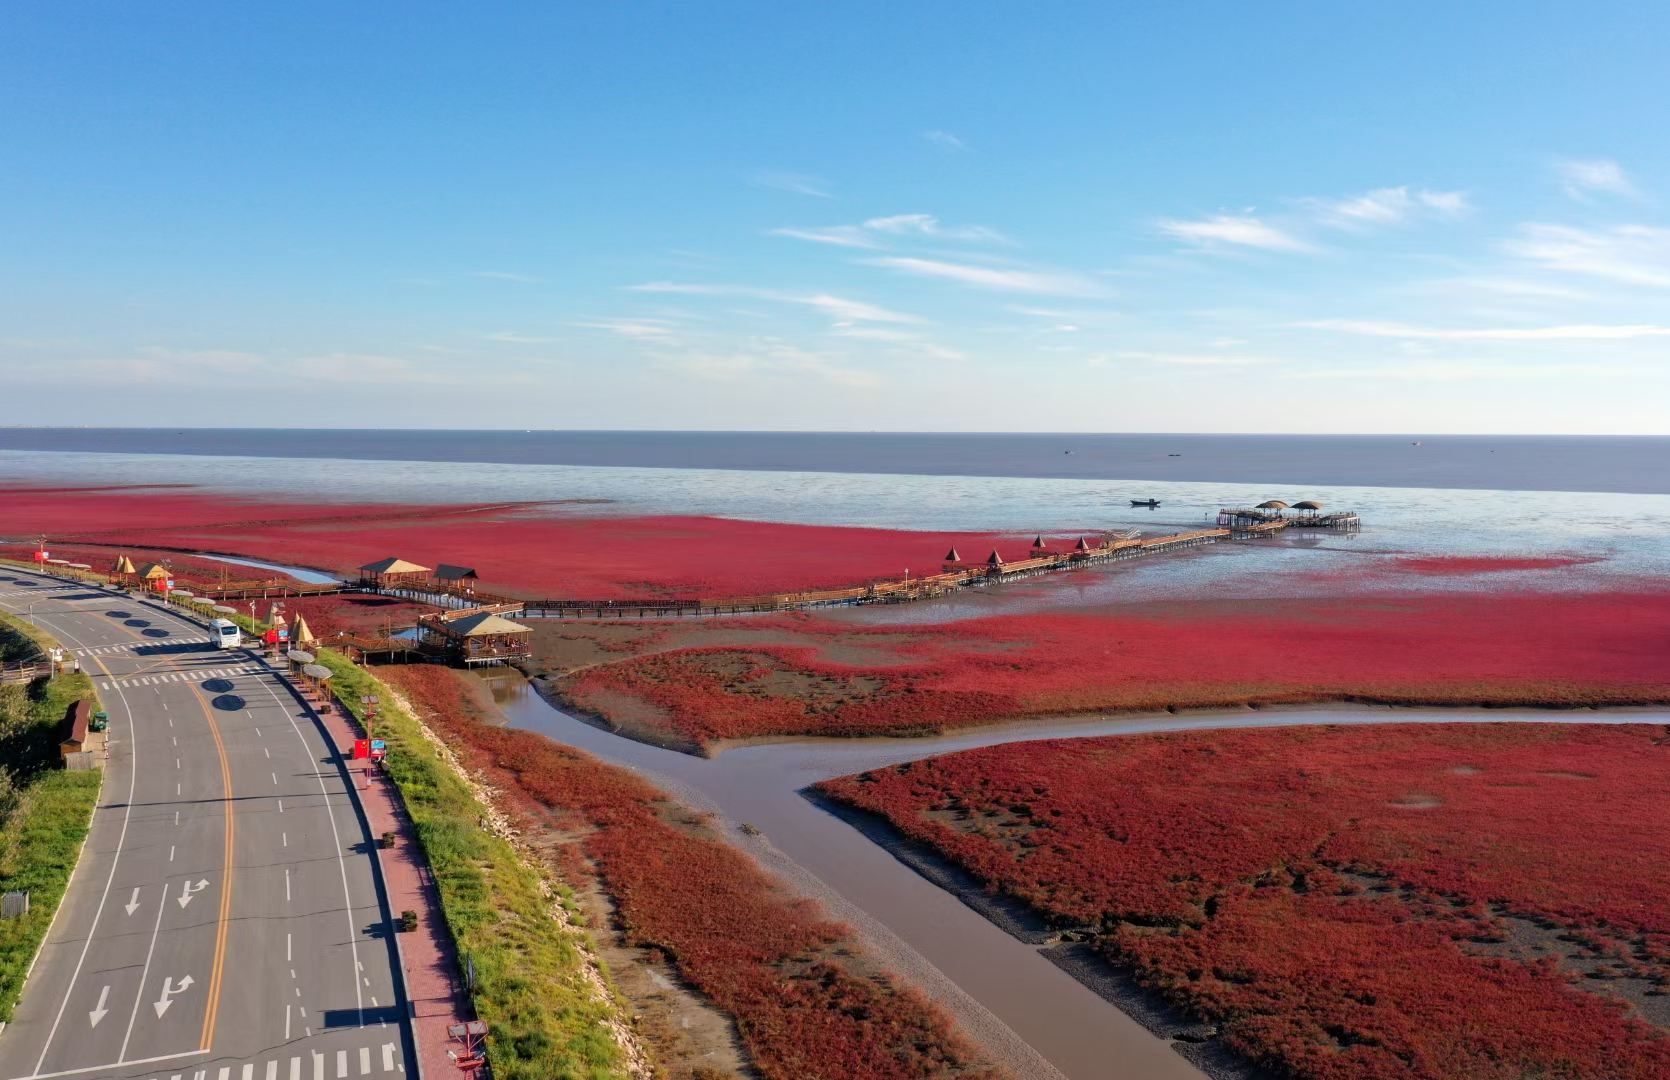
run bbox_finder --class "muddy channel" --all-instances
[478,671,1666,1080]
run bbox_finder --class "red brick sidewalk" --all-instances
[278,657,472,1080]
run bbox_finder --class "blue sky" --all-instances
[2,2,1667,432]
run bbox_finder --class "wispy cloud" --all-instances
[922,129,967,151]
[773,212,1005,249]
[831,325,965,361]
[1159,214,1314,253]
[866,256,1104,296]
[1504,223,1670,287]
[471,270,542,284]
[1309,186,1470,228]
[1433,277,1591,301]
[571,318,682,342]
[1296,318,1670,340]
[1555,158,1638,201]
[862,213,1006,243]
[484,331,553,344]
[749,171,833,198]
[769,226,880,249]
[628,282,922,323]
[1295,360,1627,382]
[658,344,882,388]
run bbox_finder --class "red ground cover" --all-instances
[0,542,297,589]
[1390,555,1596,575]
[280,594,436,639]
[378,665,1001,1080]
[562,590,1670,748]
[819,723,1670,1080]
[5,484,1083,599]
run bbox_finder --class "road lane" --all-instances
[0,568,415,1080]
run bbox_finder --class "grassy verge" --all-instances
[0,614,101,1024]
[315,652,635,1080]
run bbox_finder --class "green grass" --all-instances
[0,616,102,1024]
[317,653,633,1080]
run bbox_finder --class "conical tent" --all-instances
[113,555,137,576]
[943,547,962,562]
[1032,536,1046,550]
[292,614,318,646]
[1074,537,1091,552]
[986,550,1004,567]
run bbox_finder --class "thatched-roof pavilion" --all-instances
[1256,500,1290,511]
[435,564,479,593]
[1292,500,1323,511]
[419,609,533,666]
[358,556,432,588]
[291,614,317,648]
[112,555,137,577]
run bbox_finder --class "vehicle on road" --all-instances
[211,617,242,649]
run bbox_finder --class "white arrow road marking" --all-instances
[88,984,111,1027]
[176,878,210,909]
[124,887,141,916]
[152,973,195,1017]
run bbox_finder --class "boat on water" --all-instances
[1130,498,1161,508]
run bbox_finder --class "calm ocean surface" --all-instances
[3,431,1669,580]
[3,429,1668,494]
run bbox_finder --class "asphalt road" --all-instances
[0,567,416,1080]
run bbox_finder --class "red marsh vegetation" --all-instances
[1389,554,1599,575]
[378,664,1003,1080]
[5,484,1084,600]
[819,723,1670,1080]
[560,590,1670,749]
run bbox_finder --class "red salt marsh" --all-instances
[819,723,1670,1080]
[560,590,1670,749]
[4,484,1087,599]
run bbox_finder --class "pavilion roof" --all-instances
[446,611,531,638]
[113,555,137,575]
[359,556,431,575]
[435,564,479,580]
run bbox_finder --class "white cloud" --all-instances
[749,171,833,198]
[797,293,921,324]
[1436,277,1591,301]
[922,130,967,151]
[831,325,965,361]
[1310,186,1470,228]
[1295,360,1625,382]
[658,344,882,388]
[571,319,682,342]
[1159,214,1314,253]
[866,256,1104,296]
[773,213,1005,248]
[627,283,921,323]
[1555,158,1638,201]
[861,213,1007,243]
[1504,223,1670,287]
[769,226,879,249]
[1296,318,1670,341]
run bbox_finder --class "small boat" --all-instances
[1130,499,1161,508]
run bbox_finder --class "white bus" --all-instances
[210,618,243,650]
